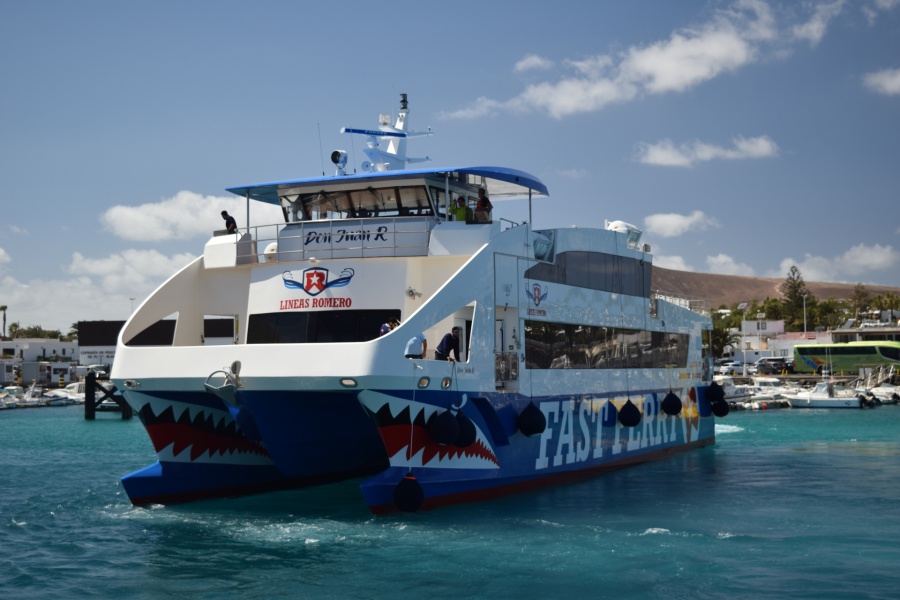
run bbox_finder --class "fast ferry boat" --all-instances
[113,95,726,513]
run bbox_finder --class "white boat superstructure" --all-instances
[748,376,801,400]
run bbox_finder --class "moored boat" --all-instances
[712,375,753,404]
[784,381,872,409]
[0,386,23,409]
[112,95,726,513]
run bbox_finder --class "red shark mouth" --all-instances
[137,400,269,463]
[146,422,269,461]
[379,423,499,466]
[366,399,499,468]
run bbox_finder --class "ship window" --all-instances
[524,319,689,370]
[247,309,401,344]
[524,252,652,298]
[283,185,432,221]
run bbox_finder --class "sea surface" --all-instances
[2,404,900,599]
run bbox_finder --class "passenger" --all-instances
[221,210,237,234]
[449,197,473,223]
[380,316,400,336]
[474,188,492,223]
[434,326,461,362]
[404,332,427,359]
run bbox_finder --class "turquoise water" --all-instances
[2,406,900,599]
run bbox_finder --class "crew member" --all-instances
[434,326,461,361]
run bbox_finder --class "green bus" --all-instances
[793,341,900,374]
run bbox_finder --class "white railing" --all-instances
[652,290,710,316]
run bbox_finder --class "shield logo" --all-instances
[525,283,548,307]
[303,268,328,295]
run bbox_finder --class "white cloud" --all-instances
[706,253,757,276]
[0,272,156,332]
[864,0,900,24]
[511,77,638,119]
[770,243,900,282]
[617,23,754,95]
[644,210,720,237]
[440,97,507,120]
[0,247,10,265]
[444,0,778,120]
[67,249,197,295]
[101,190,284,242]
[863,67,900,95]
[636,135,778,167]
[653,255,695,271]
[515,54,554,72]
[792,0,846,47]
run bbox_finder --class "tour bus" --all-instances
[793,341,900,374]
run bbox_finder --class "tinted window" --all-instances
[524,251,652,298]
[525,319,689,370]
[248,310,400,344]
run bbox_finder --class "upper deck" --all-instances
[207,167,548,267]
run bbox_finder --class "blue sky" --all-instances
[1,0,899,332]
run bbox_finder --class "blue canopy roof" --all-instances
[226,166,548,205]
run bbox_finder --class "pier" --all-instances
[84,371,132,420]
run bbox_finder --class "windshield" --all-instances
[281,185,434,222]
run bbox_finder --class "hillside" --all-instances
[651,266,900,309]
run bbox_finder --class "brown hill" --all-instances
[651,266,900,309]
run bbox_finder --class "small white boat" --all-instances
[866,383,900,405]
[748,376,801,400]
[713,375,752,404]
[44,395,69,407]
[0,386,23,409]
[18,383,48,408]
[59,381,88,405]
[785,381,868,409]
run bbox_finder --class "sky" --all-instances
[1,0,899,332]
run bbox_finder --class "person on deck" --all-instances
[434,327,461,362]
[380,316,400,336]
[221,211,237,234]
[404,332,427,359]
[449,197,473,223]
[474,188,492,223]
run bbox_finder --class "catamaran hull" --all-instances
[120,383,715,511]
[358,386,716,513]
[363,437,714,514]
[119,388,389,505]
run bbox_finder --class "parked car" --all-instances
[717,360,744,375]
[756,357,788,375]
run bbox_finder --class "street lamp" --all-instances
[130,297,136,313]
[802,294,808,335]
